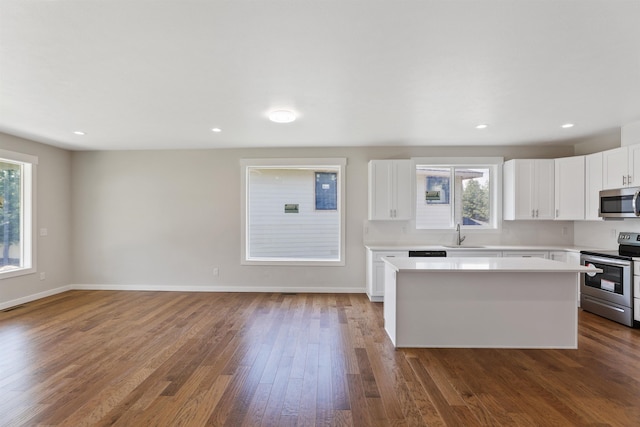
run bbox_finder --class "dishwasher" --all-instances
[408,250,447,257]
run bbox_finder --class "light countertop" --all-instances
[365,244,610,252]
[382,256,602,273]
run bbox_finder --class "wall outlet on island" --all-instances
[611,229,617,238]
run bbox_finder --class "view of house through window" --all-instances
[416,164,494,229]
[0,150,35,276]
[243,160,345,264]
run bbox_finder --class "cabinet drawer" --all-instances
[502,251,549,259]
[635,261,640,275]
[373,251,408,262]
[635,298,640,322]
[634,276,640,297]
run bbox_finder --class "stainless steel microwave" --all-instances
[599,187,640,218]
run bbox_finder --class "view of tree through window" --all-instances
[0,161,22,271]
[416,164,494,229]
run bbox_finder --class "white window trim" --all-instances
[240,158,347,266]
[0,149,38,280]
[412,157,503,231]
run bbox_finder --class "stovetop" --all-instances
[580,232,640,260]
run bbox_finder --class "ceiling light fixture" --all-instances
[73,131,86,135]
[475,124,488,129]
[561,123,574,128]
[268,109,296,123]
[211,128,222,133]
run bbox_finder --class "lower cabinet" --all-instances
[634,262,640,322]
[366,250,408,301]
[366,248,576,302]
[451,251,501,257]
[502,250,549,259]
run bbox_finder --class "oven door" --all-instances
[580,254,632,307]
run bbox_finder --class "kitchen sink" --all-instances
[443,245,486,248]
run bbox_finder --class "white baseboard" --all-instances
[72,284,366,294]
[1,284,366,311]
[0,285,73,311]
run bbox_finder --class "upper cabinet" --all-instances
[368,160,412,220]
[503,159,555,220]
[555,156,585,220]
[602,144,640,190]
[585,152,603,220]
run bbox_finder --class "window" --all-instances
[415,157,501,230]
[241,158,346,265]
[0,149,37,278]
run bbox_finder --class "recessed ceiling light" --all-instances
[561,123,574,128]
[475,124,488,129]
[211,128,222,133]
[73,131,86,135]
[268,109,296,123]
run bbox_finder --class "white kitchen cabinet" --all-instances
[450,250,502,257]
[503,159,555,220]
[549,251,568,262]
[366,249,408,301]
[502,250,549,259]
[368,160,412,220]
[602,144,640,190]
[554,156,585,220]
[584,152,603,220]
[634,261,640,322]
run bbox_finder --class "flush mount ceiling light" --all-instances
[268,109,296,123]
[475,124,488,129]
[211,128,222,133]
[73,131,86,135]
[561,123,575,128]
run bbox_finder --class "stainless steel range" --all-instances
[580,232,640,327]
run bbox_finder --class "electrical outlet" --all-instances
[611,228,617,238]
[39,272,46,280]
[40,228,48,236]
[213,267,219,277]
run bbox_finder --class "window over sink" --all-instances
[414,157,502,230]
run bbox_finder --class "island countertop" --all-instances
[382,256,602,274]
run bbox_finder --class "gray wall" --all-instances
[0,133,71,308]
[70,144,576,292]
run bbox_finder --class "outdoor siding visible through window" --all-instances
[415,160,499,230]
[0,149,36,278]
[242,158,346,265]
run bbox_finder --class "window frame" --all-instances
[412,157,503,231]
[0,149,38,280]
[240,158,346,266]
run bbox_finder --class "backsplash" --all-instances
[574,220,640,249]
[363,219,575,247]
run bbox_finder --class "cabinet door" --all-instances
[368,160,412,220]
[534,160,555,219]
[368,161,393,220]
[549,251,568,262]
[602,147,628,190]
[502,251,549,259]
[629,144,640,187]
[585,152,603,220]
[554,156,584,220]
[512,160,535,219]
[451,250,502,257]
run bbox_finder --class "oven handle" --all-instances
[583,295,625,313]
[634,189,640,217]
[581,255,631,267]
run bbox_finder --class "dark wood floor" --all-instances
[1,291,640,426]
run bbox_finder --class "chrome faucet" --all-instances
[456,223,466,246]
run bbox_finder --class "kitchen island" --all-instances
[382,257,601,349]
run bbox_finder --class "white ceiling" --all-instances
[1,0,639,151]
